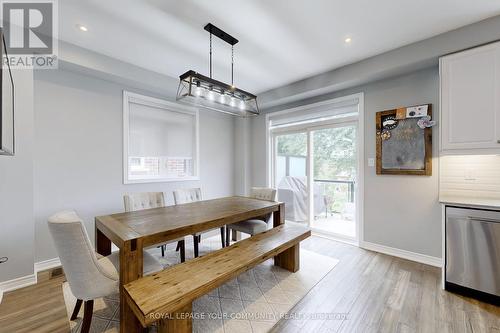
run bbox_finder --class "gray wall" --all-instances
[234,118,252,196]
[33,69,235,262]
[252,67,441,258]
[0,69,35,282]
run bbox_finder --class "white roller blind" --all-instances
[269,97,359,129]
[124,91,199,183]
[129,102,194,157]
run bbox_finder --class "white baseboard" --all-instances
[0,257,61,295]
[361,241,442,267]
[0,273,37,293]
[311,229,358,246]
[34,257,61,272]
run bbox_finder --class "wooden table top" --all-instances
[95,196,282,248]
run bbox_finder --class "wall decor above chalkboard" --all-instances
[376,104,433,176]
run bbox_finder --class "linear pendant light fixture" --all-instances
[176,23,259,116]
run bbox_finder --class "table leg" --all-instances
[119,239,144,333]
[273,203,297,271]
[157,302,193,333]
[273,203,285,227]
[95,220,111,256]
[274,244,300,272]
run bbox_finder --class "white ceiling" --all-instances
[60,0,500,93]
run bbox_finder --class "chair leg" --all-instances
[193,235,199,258]
[70,299,82,320]
[198,234,202,243]
[161,245,165,257]
[176,241,181,251]
[180,240,186,263]
[80,300,94,333]
[220,226,225,248]
[225,227,230,247]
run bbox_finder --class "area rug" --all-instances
[64,236,339,333]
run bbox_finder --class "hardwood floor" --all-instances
[0,236,498,333]
[273,236,500,333]
[0,269,69,333]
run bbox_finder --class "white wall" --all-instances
[234,118,252,196]
[251,67,442,258]
[33,69,235,262]
[0,69,35,282]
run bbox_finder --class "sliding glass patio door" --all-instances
[273,131,309,225]
[311,124,357,239]
[271,122,358,240]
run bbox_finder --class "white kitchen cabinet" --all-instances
[440,41,500,153]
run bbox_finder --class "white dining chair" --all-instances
[173,188,226,257]
[124,192,186,262]
[226,187,277,246]
[48,210,163,333]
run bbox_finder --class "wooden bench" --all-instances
[123,224,311,332]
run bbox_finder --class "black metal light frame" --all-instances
[176,23,259,117]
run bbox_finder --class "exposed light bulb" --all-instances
[195,87,202,97]
[230,97,236,107]
[344,37,352,43]
[219,93,226,104]
[207,90,215,101]
[239,100,246,110]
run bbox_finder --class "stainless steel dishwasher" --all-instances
[446,206,500,303]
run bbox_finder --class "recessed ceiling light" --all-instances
[76,24,88,32]
[344,37,352,44]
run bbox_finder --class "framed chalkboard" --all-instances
[376,104,432,176]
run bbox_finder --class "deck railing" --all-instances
[314,179,355,202]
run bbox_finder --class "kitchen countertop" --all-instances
[439,196,500,209]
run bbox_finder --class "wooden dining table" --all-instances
[94,196,284,333]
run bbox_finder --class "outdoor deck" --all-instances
[288,213,356,239]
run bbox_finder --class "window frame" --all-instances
[123,91,200,184]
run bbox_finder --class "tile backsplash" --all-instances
[440,155,500,199]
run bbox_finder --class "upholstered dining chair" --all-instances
[123,192,186,262]
[173,188,226,257]
[226,187,277,246]
[48,210,163,333]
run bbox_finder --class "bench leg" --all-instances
[274,244,300,273]
[157,302,193,333]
